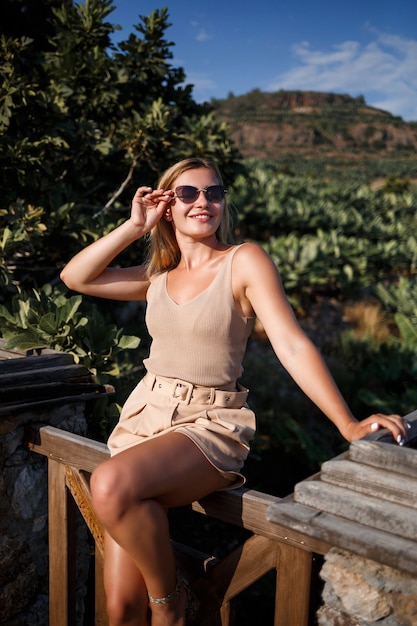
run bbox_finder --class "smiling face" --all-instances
[147,159,231,275]
[168,167,225,241]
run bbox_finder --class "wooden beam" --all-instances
[320,458,417,507]
[65,466,105,557]
[275,543,312,626]
[206,535,278,602]
[193,489,330,555]
[294,479,417,540]
[95,549,109,626]
[31,425,109,472]
[267,499,417,575]
[350,438,417,476]
[0,363,92,386]
[0,347,73,368]
[48,459,77,626]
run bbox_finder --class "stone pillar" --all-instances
[0,402,89,625]
[317,548,417,626]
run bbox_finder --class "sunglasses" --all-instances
[174,185,227,203]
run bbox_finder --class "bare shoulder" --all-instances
[233,242,278,283]
[231,242,285,318]
[234,241,271,261]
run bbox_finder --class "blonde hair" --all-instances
[146,158,232,276]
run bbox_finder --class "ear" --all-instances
[164,208,173,221]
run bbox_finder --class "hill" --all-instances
[210,90,417,179]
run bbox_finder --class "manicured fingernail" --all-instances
[397,434,405,445]
[370,422,379,431]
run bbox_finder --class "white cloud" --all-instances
[189,20,212,43]
[195,28,212,42]
[268,30,417,121]
[185,72,217,100]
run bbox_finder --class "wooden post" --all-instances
[48,459,77,626]
[220,601,234,625]
[95,549,108,626]
[275,543,312,626]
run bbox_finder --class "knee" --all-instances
[90,461,136,526]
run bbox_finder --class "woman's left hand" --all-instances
[345,413,411,445]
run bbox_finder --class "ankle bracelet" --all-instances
[148,577,181,605]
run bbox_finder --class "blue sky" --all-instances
[109,1,417,121]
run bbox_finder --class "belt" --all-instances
[143,372,248,407]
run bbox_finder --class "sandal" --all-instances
[148,570,200,622]
[178,571,200,622]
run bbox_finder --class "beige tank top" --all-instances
[143,245,255,387]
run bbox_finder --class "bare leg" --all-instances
[104,533,150,626]
[91,432,232,626]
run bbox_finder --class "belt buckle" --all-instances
[172,379,193,404]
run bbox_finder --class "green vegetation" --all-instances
[1,1,417,496]
[0,0,241,439]
[229,163,417,486]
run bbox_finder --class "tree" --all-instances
[0,0,241,401]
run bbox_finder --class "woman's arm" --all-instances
[235,243,408,444]
[60,186,173,301]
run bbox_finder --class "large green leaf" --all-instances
[118,335,141,350]
[395,312,417,347]
[38,312,58,334]
[5,328,47,351]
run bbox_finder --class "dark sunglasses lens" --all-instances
[175,186,198,202]
[206,186,225,201]
[175,185,226,202]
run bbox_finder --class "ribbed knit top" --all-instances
[143,245,255,387]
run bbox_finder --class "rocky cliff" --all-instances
[211,90,417,162]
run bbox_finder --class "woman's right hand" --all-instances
[60,185,173,299]
[130,186,174,233]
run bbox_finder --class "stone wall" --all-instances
[317,548,417,626]
[0,402,89,626]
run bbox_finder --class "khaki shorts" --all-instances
[107,372,256,488]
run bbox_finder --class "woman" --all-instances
[60,157,408,626]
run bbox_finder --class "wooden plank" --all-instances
[403,408,417,423]
[0,388,113,415]
[30,425,110,472]
[65,466,105,557]
[267,500,417,575]
[95,549,109,626]
[207,535,278,602]
[0,363,92,386]
[0,351,73,371]
[48,460,70,626]
[275,543,312,626]
[363,408,417,447]
[0,381,103,401]
[193,489,331,556]
[349,439,417,477]
[320,459,417,508]
[294,479,417,540]
[192,536,277,625]
[219,602,234,626]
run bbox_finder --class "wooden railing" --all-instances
[31,425,332,626]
